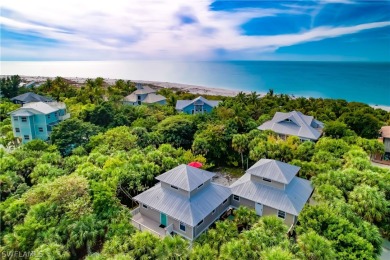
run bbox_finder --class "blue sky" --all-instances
[1,0,390,61]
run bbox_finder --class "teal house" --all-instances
[10,102,70,143]
[176,96,221,114]
[123,84,166,106]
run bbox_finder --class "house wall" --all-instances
[193,197,231,238]
[384,138,390,153]
[139,203,194,240]
[32,114,49,141]
[182,103,214,114]
[160,182,189,197]
[12,115,34,143]
[231,196,296,226]
[250,175,285,190]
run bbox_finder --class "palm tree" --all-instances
[155,235,189,259]
[234,206,258,230]
[85,78,105,104]
[232,134,249,169]
[236,91,247,103]
[297,231,336,260]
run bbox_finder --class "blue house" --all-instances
[176,96,221,114]
[123,84,166,106]
[10,102,70,143]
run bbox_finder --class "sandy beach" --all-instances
[2,75,389,111]
[6,75,252,97]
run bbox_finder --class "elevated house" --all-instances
[131,164,231,240]
[258,111,324,141]
[230,159,313,228]
[176,96,221,114]
[10,92,52,104]
[123,84,166,106]
[131,159,313,240]
[10,102,70,143]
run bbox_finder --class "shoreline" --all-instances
[2,75,389,111]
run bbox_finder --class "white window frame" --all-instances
[21,117,27,122]
[38,127,44,132]
[233,195,240,201]
[262,177,272,182]
[197,219,203,226]
[13,116,18,121]
[24,135,30,140]
[15,128,20,133]
[171,185,179,190]
[197,183,204,189]
[142,204,148,209]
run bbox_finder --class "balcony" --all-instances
[59,113,70,121]
[130,207,173,238]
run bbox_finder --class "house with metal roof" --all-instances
[258,111,324,141]
[131,164,231,240]
[176,96,221,114]
[10,92,53,104]
[123,84,166,106]
[10,102,70,143]
[379,126,390,160]
[131,159,313,240]
[230,159,313,227]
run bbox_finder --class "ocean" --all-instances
[1,61,390,105]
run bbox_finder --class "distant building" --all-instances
[10,102,70,143]
[258,111,324,141]
[380,126,390,160]
[10,92,53,105]
[123,84,166,106]
[130,159,313,240]
[176,96,221,114]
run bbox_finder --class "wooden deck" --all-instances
[131,208,169,238]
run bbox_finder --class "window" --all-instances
[197,220,203,226]
[212,209,216,215]
[47,114,51,119]
[197,183,204,189]
[13,116,18,121]
[21,117,27,122]
[171,185,179,190]
[137,95,141,100]
[180,222,186,231]
[277,210,286,219]
[142,204,148,209]
[24,135,30,140]
[38,127,43,132]
[233,195,240,201]
[262,178,272,182]
[15,128,20,133]
[223,199,228,204]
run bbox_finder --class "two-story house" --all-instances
[10,102,70,143]
[230,159,313,227]
[258,111,324,141]
[176,96,221,114]
[131,159,313,240]
[132,164,231,240]
[123,84,166,106]
[380,126,390,160]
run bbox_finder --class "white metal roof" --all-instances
[258,111,323,140]
[133,182,231,226]
[10,102,63,115]
[156,164,215,192]
[230,173,313,215]
[143,93,166,103]
[246,159,300,184]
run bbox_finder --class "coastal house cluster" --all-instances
[131,159,313,240]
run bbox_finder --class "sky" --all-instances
[1,0,390,61]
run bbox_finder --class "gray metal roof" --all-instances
[156,164,215,192]
[133,85,156,95]
[10,102,62,115]
[143,93,166,103]
[176,96,221,110]
[230,173,313,215]
[258,111,323,140]
[134,182,231,226]
[246,159,300,184]
[10,92,52,103]
[123,93,137,102]
[11,110,35,117]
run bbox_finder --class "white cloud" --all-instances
[0,0,389,60]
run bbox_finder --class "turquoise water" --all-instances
[1,61,390,105]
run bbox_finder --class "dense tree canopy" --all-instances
[1,76,389,259]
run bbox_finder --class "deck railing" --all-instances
[130,206,140,216]
[165,224,173,236]
[59,113,71,121]
[131,218,163,238]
